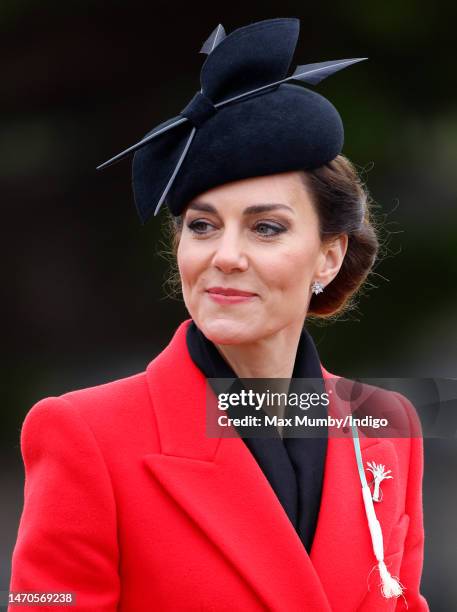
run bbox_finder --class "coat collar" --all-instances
[144,319,402,611]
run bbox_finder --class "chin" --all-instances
[199,316,259,346]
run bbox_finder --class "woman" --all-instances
[9,17,428,612]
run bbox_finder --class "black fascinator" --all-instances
[97,18,367,223]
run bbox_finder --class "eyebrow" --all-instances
[187,202,295,215]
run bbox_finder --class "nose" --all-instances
[211,225,249,273]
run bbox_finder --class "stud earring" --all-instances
[311,280,324,295]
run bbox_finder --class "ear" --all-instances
[314,234,348,286]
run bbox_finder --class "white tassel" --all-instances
[351,426,408,605]
[378,560,405,599]
[361,484,406,601]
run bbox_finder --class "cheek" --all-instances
[177,237,206,293]
[177,239,194,286]
[259,240,319,294]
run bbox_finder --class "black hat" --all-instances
[97,18,366,223]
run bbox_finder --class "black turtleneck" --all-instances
[186,320,328,554]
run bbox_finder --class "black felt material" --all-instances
[165,83,343,216]
[129,17,349,223]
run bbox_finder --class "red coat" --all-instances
[9,318,428,611]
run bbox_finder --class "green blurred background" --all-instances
[2,0,456,608]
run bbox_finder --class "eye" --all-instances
[254,222,287,237]
[187,219,214,234]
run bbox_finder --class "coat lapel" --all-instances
[143,320,402,611]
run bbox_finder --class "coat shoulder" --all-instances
[322,366,423,438]
[24,368,156,452]
[22,319,194,455]
[69,370,156,438]
[60,370,150,413]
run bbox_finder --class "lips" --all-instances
[206,287,256,297]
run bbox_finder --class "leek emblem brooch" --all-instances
[366,461,393,502]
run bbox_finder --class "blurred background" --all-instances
[2,0,456,608]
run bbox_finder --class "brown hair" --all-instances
[161,154,382,321]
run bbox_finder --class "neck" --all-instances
[213,319,305,380]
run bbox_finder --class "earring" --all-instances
[311,280,324,295]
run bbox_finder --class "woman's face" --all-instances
[177,171,346,345]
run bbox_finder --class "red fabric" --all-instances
[9,318,428,611]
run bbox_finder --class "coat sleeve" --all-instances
[393,393,429,611]
[9,396,120,611]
